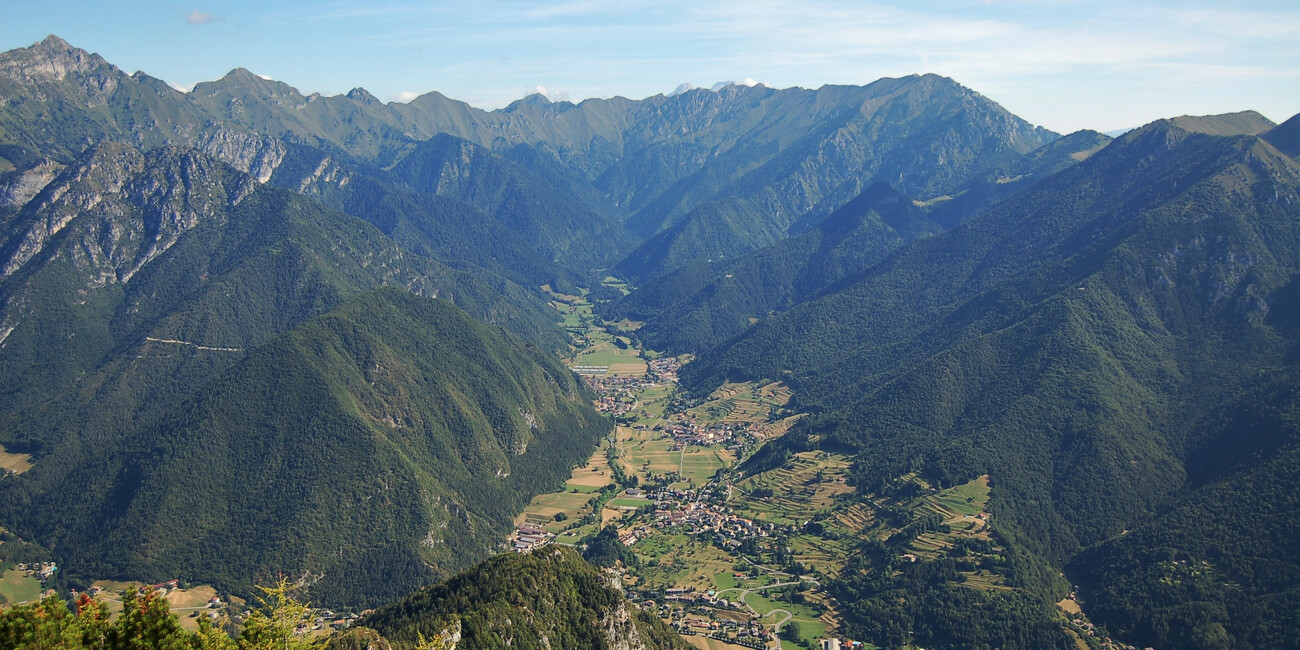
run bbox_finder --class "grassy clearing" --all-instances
[927,475,991,518]
[164,585,217,609]
[0,445,33,475]
[521,491,592,524]
[632,536,740,593]
[960,572,1011,591]
[745,591,826,645]
[0,568,42,605]
[752,414,806,440]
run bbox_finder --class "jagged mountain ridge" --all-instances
[1,36,1060,280]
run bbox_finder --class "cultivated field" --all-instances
[571,333,646,375]
[517,440,622,542]
[0,568,42,606]
[684,636,755,650]
[616,426,734,487]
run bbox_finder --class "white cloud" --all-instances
[392,91,420,102]
[185,11,218,25]
[255,73,273,80]
[169,82,194,93]
[526,85,570,102]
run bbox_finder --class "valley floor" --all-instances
[513,286,1041,650]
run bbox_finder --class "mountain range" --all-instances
[686,112,1300,649]
[0,33,1297,649]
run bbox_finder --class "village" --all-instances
[11,561,57,582]
[510,289,858,650]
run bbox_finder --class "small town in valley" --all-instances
[510,285,1071,650]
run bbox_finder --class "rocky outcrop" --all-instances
[0,160,63,210]
[197,127,286,183]
[0,143,237,283]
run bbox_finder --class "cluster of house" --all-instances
[583,374,659,417]
[646,357,680,382]
[636,595,775,648]
[308,610,361,632]
[12,562,56,582]
[652,500,772,542]
[675,616,772,649]
[633,484,775,545]
[665,587,749,611]
[578,356,682,417]
[509,523,555,553]
[660,416,752,450]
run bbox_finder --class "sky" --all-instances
[2,0,1297,134]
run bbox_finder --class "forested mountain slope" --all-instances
[386,134,638,271]
[0,143,594,604]
[608,182,942,352]
[613,76,1057,279]
[685,113,1300,647]
[263,142,577,290]
[608,130,1113,354]
[363,547,690,650]
[3,289,609,606]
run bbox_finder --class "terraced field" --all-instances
[735,452,855,525]
[687,381,795,426]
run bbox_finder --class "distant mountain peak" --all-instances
[219,67,260,82]
[0,34,114,84]
[38,34,72,50]
[669,82,695,96]
[1165,110,1276,136]
[1262,113,1300,160]
[500,92,574,113]
[346,86,380,104]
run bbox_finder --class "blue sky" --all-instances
[3,0,1297,133]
